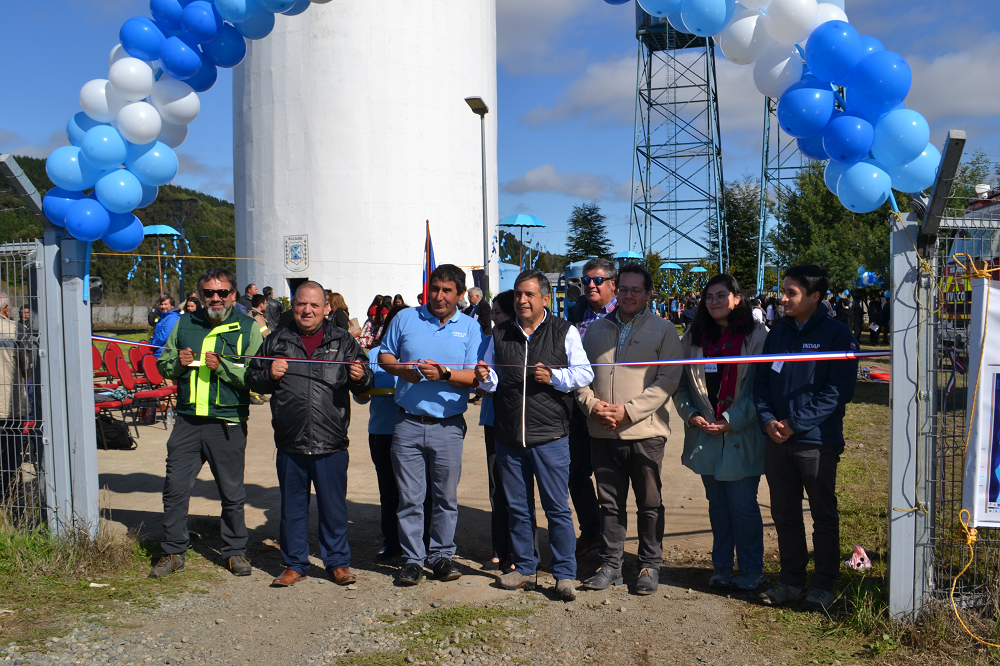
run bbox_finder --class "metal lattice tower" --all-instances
[629,8,727,271]
[755,97,805,294]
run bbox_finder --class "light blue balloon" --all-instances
[215,0,257,23]
[888,143,941,194]
[666,6,691,33]
[838,159,891,213]
[80,126,128,171]
[138,182,159,208]
[67,113,107,147]
[638,0,683,17]
[65,199,111,242]
[282,0,309,15]
[680,0,731,37]
[95,169,144,214]
[871,109,930,167]
[857,266,865,275]
[824,160,849,196]
[259,0,294,11]
[234,3,275,39]
[42,188,86,227]
[102,212,146,252]
[125,142,179,186]
[45,146,104,191]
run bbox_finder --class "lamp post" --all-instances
[464,96,490,295]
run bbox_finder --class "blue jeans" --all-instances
[391,412,466,566]
[701,475,764,575]
[275,449,350,574]
[497,437,576,581]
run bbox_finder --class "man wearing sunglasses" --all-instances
[150,267,264,580]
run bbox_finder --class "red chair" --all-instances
[142,354,178,396]
[117,357,173,433]
[127,347,149,385]
[93,345,109,378]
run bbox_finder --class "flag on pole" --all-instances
[422,220,436,304]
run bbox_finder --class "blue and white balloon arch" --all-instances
[613,0,937,216]
[42,0,330,252]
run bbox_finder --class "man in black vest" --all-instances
[476,270,594,601]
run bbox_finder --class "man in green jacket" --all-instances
[149,267,263,578]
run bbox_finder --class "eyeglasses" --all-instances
[201,288,233,299]
[616,287,647,296]
[703,293,733,304]
[582,276,609,286]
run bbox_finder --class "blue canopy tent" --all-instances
[499,214,546,270]
[661,263,683,271]
[143,225,182,299]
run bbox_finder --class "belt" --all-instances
[398,406,455,425]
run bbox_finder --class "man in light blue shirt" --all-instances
[379,265,482,585]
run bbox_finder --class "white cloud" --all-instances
[0,129,66,160]
[520,56,635,126]
[502,163,635,202]
[174,152,234,202]
[906,34,1000,128]
[496,0,589,75]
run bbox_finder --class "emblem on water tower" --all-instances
[284,235,309,273]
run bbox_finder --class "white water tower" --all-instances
[233,0,498,313]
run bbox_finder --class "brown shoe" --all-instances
[329,567,357,585]
[271,568,306,587]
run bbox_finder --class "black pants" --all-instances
[765,440,842,591]
[591,437,666,570]
[368,433,431,551]
[161,414,248,558]
[568,406,600,541]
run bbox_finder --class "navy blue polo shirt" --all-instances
[379,305,483,418]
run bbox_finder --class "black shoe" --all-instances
[635,568,659,595]
[376,545,403,560]
[397,563,425,586]
[227,555,252,576]
[149,553,185,578]
[432,558,462,582]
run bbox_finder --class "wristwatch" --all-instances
[441,367,453,382]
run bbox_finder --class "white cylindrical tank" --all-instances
[233,0,498,315]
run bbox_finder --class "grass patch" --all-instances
[93,330,149,356]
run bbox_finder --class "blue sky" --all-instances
[2,0,998,257]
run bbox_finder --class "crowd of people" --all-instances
[145,257,860,611]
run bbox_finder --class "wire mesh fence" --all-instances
[0,240,45,530]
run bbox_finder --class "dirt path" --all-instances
[12,401,806,666]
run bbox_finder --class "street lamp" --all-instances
[464,96,490,295]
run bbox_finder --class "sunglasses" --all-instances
[201,288,234,299]
[581,276,609,286]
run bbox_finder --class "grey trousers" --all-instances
[161,414,248,558]
[591,436,666,570]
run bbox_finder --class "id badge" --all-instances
[704,363,718,373]
[772,360,784,373]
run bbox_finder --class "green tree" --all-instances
[720,176,763,290]
[497,230,568,273]
[952,147,999,202]
[565,202,612,262]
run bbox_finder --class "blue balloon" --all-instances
[185,58,218,92]
[42,188,86,227]
[846,51,912,116]
[202,23,247,67]
[65,199,111,242]
[776,79,835,138]
[281,0,310,15]
[138,183,159,209]
[151,0,185,29]
[234,3,275,39]
[871,109,930,167]
[159,35,203,79]
[859,35,884,58]
[95,169,144,214]
[637,0,683,17]
[102,212,146,252]
[797,132,829,160]
[666,6,691,33]
[67,113,106,147]
[824,160,849,196]
[857,266,865,275]
[680,0,731,37]
[888,143,941,194]
[823,112,874,164]
[125,142,179,186]
[45,146,104,191]
[604,0,632,4]
[120,17,166,61]
[804,20,863,83]
[838,160,891,213]
[215,0,257,23]
[259,0,294,11]
[80,126,128,171]
[182,1,222,43]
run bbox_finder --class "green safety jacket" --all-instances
[157,308,264,422]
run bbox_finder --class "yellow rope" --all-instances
[952,510,1000,648]
[91,252,484,269]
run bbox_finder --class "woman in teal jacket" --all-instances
[673,274,768,591]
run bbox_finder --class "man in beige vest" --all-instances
[576,265,683,595]
[0,292,29,508]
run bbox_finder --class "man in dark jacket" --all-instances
[263,286,283,331]
[247,281,373,587]
[464,287,492,337]
[754,265,858,612]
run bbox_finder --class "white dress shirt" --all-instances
[479,312,593,393]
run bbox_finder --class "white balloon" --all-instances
[109,57,154,103]
[80,79,128,123]
[762,0,818,44]
[156,121,188,149]
[753,42,803,97]
[739,0,768,8]
[149,77,201,126]
[815,2,847,25]
[117,102,162,145]
[718,8,775,65]
[109,43,127,67]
